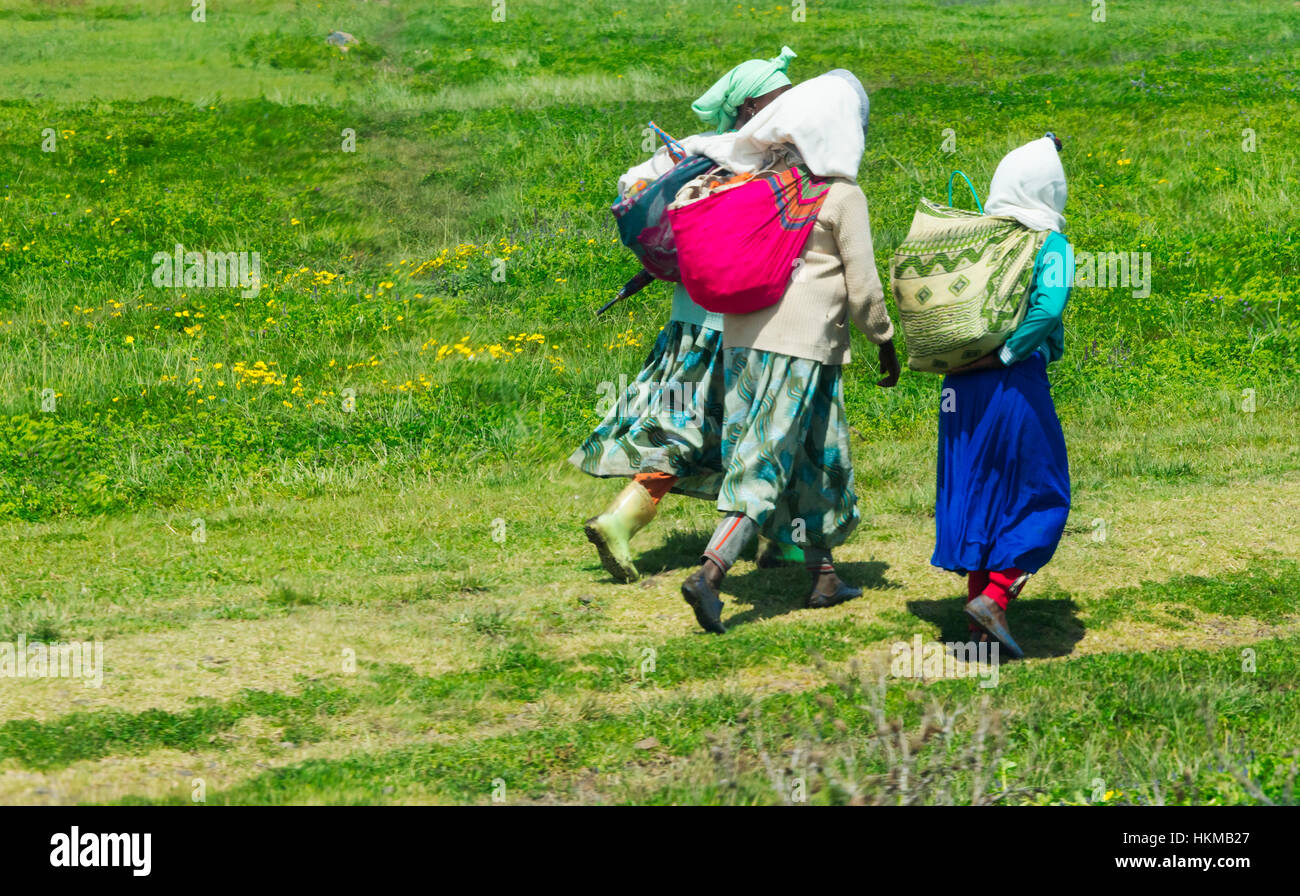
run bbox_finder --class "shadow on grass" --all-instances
[722,558,900,629]
[906,592,1085,659]
[632,528,711,578]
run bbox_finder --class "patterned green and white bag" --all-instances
[891,176,1046,372]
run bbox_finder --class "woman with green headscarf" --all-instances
[569,48,798,584]
[675,70,901,635]
[691,46,799,133]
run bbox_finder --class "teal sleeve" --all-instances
[999,232,1072,366]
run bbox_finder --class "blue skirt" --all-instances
[931,352,1070,575]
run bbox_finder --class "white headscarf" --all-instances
[984,136,1067,232]
[825,69,869,136]
[675,72,867,180]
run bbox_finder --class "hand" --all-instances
[948,352,1004,376]
[876,340,901,388]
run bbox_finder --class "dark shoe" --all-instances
[964,595,1025,659]
[681,567,726,634]
[805,573,863,609]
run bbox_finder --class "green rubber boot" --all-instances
[584,480,658,583]
[756,537,805,568]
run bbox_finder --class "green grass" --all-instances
[107,628,1300,805]
[0,684,356,770]
[0,0,1294,519]
[0,0,1295,804]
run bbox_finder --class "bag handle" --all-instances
[947,170,984,214]
[647,120,686,162]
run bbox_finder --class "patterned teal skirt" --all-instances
[716,347,859,549]
[568,321,725,499]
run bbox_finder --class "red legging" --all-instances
[967,568,1025,631]
[634,472,677,505]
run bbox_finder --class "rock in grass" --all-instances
[326,31,358,52]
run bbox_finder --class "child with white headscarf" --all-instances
[932,135,1074,659]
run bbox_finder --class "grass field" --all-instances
[0,0,1296,804]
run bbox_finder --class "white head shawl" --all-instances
[825,69,869,137]
[675,72,867,181]
[984,136,1067,232]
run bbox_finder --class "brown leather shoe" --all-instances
[681,565,726,634]
[805,572,863,609]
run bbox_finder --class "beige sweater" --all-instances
[723,179,894,365]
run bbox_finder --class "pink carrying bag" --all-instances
[666,166,830,315]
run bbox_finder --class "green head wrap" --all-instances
[691,46,797,132]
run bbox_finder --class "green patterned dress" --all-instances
[568,321,726,499]
[716,347,859,548]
